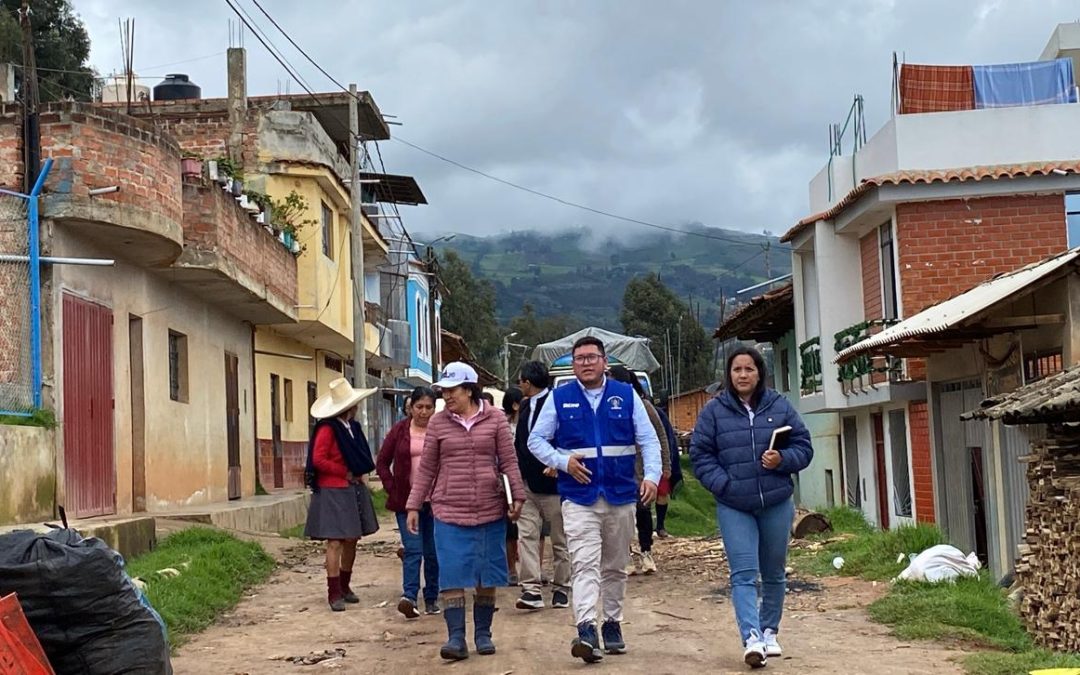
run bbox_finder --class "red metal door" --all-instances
[63,293,115,518]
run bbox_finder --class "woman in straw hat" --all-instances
[304,377,378,611]
[406,362,526,661]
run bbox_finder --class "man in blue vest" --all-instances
[528,336,662,663]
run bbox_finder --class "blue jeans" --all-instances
[715,498,795,643]
[396,505,439,604]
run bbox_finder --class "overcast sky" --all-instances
[78,0,1080,241]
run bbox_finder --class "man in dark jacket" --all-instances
[514,361,570,611]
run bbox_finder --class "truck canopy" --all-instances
[532,327,661,373]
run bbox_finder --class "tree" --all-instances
[438,249,501,369]
[0,0,95,102]
[621,273,712,397]
[507,303,575,354]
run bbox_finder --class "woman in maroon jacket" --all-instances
[407,362,526,661]
[302,378,377,612]
[376,386,440,619]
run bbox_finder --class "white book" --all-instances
[769,425,793,451]
[502,474,513,506]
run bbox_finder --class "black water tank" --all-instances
[153,74,201,101]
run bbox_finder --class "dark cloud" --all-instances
[80,0,1079,239]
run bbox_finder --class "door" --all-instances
[270,374,283,489]
[225,352,241,500]
[936,380,985,558]
[970,446,989,565]
[872,413,890,530]
[63,293,115,518]
[129,315,146,512]
[841,417,861,508]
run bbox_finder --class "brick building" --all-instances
[0,101,298,521]
[777,23,1080,578]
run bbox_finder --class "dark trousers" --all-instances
[635,503,653,552]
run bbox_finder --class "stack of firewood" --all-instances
[1016,432,1080,652]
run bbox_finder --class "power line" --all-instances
[231,0,790,253]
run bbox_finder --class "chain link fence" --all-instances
[0,191,32,414]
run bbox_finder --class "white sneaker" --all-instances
[641,551,657,575]
[763,628,782,657]
[624,552,641,576]
[743,630,768,669]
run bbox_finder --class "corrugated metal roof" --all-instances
[962,363,1080,423]
[834,248,1080,363]
[781,160,1080,243]
[713,283,794,343]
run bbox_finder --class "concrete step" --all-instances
[0,516,157,560]
[153,491,310,535]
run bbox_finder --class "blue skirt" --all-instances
[434,518,509,590]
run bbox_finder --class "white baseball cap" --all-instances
[435,361,479,388]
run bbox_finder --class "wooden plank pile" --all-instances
[1016,431,1080,652]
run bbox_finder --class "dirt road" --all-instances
[171,527,969,675]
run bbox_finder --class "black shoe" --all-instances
[601,620,626,654]
[329,597,346,612]
[397,596,421,619]
[342,590,359,604]
[571,621,604,663]
[516,591,544,610]
[551,590,570,609]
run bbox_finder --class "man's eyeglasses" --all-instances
[572,354,604,365]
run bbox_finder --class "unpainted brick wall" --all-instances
[181,182,298,307]
[907,400,935,524]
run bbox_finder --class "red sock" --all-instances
[327,576,342,603]
[340,570,353,594]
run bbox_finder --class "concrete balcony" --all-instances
[172,180,299,324]
[11,104,186,266]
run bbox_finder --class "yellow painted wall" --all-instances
[264,171,354,344]
[51,229,258,513]
[254,328,352,444]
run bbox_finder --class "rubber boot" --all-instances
[439,598,469,661]
[327,576,345,612]
[473,594,497,655]
[339,570,359,603]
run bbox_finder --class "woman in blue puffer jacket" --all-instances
[690,346,813,670]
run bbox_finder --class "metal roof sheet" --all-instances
[834,248,1080,363]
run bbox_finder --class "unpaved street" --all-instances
[171,527,969,675]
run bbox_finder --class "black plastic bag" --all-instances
[0,528,172,675]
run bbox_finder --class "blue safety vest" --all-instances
[553,379,638,506]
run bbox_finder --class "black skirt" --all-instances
[304,487,364,540]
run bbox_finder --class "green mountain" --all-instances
[426,225,790,332]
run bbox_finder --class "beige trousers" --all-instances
[518,488,571,594]
[562,497,636,625]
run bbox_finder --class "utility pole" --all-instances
[762,230,772,279]
[426,246,441,377]
[348,84,368,407]
[20,0,40,193]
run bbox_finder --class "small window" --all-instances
[283,378,294,422]
[168,330,189,403]
[888,409,913,518]
[321,202,334,259]
[879,222,899,320]
[324,354,343,372]
[1024,349,1063,383]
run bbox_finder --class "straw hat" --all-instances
[310,378,378,420]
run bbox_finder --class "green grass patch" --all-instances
[869,575,1030,651]
[126,528,274,648]
[665,455,718,537]
[0,408,57,429]
[791,508,944,581]
[789,508,1080,672]
[964,649,1080,675]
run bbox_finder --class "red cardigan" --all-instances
[311,424,350,489]
[375,418,415,513]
